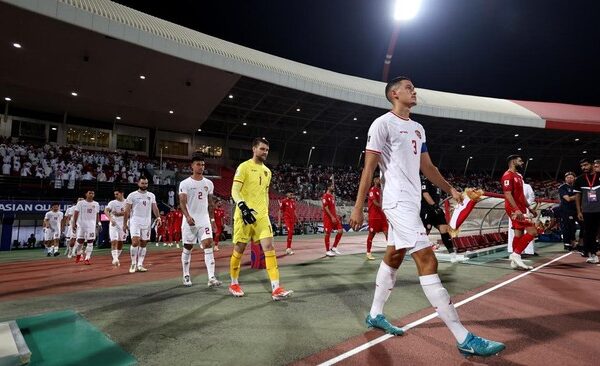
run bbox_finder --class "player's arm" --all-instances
[123,202,131,230]
[104,206,115,226]
[208,194,216,229]
[72,210,79,231]
[350,152,380,230]
[503,191,524,220]
[575,192,583,221]
[420,152,462,202]
[323,205,336,222]
[179,192,194,226]
[422,192,436,206]
[231,168,256,224]
[151,202,161,226]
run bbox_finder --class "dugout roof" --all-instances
[1,0,599,172]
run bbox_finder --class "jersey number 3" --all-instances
[411,140,417,155]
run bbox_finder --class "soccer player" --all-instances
[558,172,579,251]
[156,211,167,245]
[501,154,539,270]
[64,198,83,258]
[366,177,387,260]
[43,203,64,257]
[179,153,222,287]
[228,137,292,300]
[350,76,504,357]
[322,183,343,257]
[105,189,127,267]
[420,175,457,262]
[172,206,183,244]
[123,177,161,273]
[279,191,297,255]
[71,190,100,265]
[213,200,225,251]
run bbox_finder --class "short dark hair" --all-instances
[252,137,269,147]
[385,76,411,103]
[580,158,592,165]
[51,202,59,207]
[506,154,522,163]
[139,176,148,181]
[191,151,205,163]
[564,171,576,178]
[114,188,124,193]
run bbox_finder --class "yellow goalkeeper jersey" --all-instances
[232,159,271,219]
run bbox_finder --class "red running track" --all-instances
[296,251,600,366]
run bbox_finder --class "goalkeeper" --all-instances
[227,137,293,301]
[420,175,457,262]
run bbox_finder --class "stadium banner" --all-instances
[0,200,106,213]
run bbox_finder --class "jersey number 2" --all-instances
[197,192,203,200]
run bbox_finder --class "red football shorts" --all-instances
[368,219,388,233]
[323,216,343,232]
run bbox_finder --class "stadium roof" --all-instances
[1,0,598,172]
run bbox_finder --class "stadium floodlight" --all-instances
[169,110,174,114]
[71,91,78,96]
[197,128,202,132]
[302,130,307,134]
[394,0,422,21]
[116,116,121,120]
[574,138,580,141]
[514,134,519,137]
[139,75,146,79]
[4,97,11,101]
[13,43,22,48]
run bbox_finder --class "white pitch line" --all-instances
[318,251,573,366]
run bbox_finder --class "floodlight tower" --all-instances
[382,0,422,81]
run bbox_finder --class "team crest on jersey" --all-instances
[415,130,422,139]
[204,186,208,192]
[264,171,268,177]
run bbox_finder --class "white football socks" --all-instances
[137,247,147,267]
[370,261,398,318]
[420,274,468,344]
[204,248,215,279]
[182,248,191,277]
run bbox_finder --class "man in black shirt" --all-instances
[558,172,578,250]
[573,158,600,264]
[420,176,456,262]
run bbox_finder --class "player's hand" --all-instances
[513,210,524,221]
[186,216,195,226]
[238,201,257,225]
[156,218,162,228]
[72,224,77,232]
[450,188,463,204]
[349,207,364,231]
[431,204,444,216]
[111,220,116,227]
[331,216,338,225]
[577,212,584,221]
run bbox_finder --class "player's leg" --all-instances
[437,222,456,262]
[129,229,140,274]
[366,230,376,259]
[213,227,221,251]
[199,224,221,287]
[510,221,537,269]
[583,213,599,263]
[285,221,294,255]
[332,218,343,253]
[83,236,94,264]
[412,246,504,357]
[257,221,292,300]
[137,232,149,272]
[229,219,249,296]
[323,225,332,255]
[52,236,60,256]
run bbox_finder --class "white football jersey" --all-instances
[126,190,156,225]
[106,199,127,226]
[366,111,426,208]
[44,210,64,230]
[75,200,100,226]
[178,177,214,220]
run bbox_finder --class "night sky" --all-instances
[114,0,600,106]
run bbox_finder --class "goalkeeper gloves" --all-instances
[237,201,257,225]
